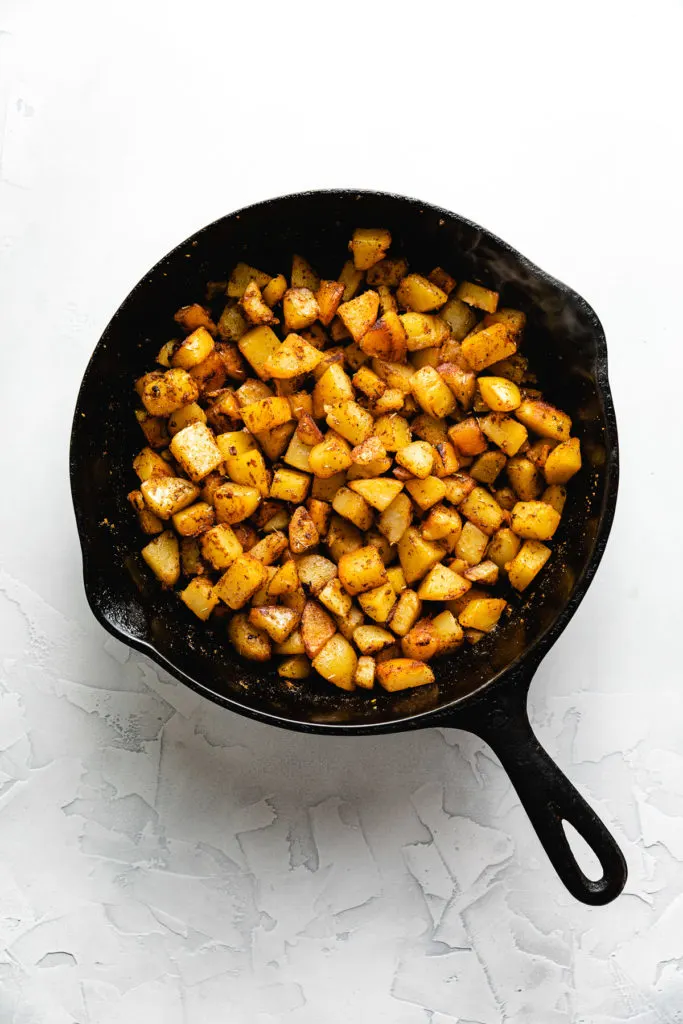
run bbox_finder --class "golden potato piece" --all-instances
[317,576,353,618]
[308,433,353,478]
[338,259,364,301]
[213,482,260,524]
[171,326,216,369]
[366,258,409,287]
[478,376,521,412]
[359,312,408,361]
[142,530,180,586]
[240,280,279,326]
[291,254,320,291]
[262,274,287,307]
[172,501,215,537]
[421,505,462,542]
[464,560,500,586]
[479,413,528,457]
[313,633,357,690]
[240,396,293,434]
[357,582,396,623]
[437,363,477,410]
[455,280,499,313]
[249,606,299,644]
[507,455,543,500]
[269,467,311,503]
[338,545,388,595]
[332,487,373,530]
[461,323,517,372]
[263,334,323,378]
[349,227,392,270]
[169,422,222,483]
[388,589,422,637]
[515,399,571,441]
[405,476,446,511]
[278,655,311,680]
[431,609,464,652]
[313,363,354,416]
[214,554,269,609]
[396,440,435,479]
[168,401,207,437]
[544,437,581,484]
[411,366,456,418]
[542,484,567,515]
[353,625,395,654]
[398,527,445,584]
[448,418,487,456]
[315,279,344,326]
[511,501,561,540]
[458,597,507,632]
[417,564,471,601]
[354,655,376,689]
[200,523,244,570]
[180,576,219,621]
[460,486,505,535]
[289,506,320,553]
[400,312,450,351]
[301,600,337,659]
[128,489,164,535]
[238,326,282,380]
[141,476,199,519]
[348,477,404,512]
[375,492,412,546]
[397,274,448,312]
[228,612,272,661]
[337,290,380,342]
[283,288,320,333]
[506,540,552,591]
[133,447,174,482]
[487,527,521,570]
[376,659,435,692]
[227,262,271,299]
[470,451,507,486]
[249,531,288,565]
[326,401,374,446]
[140,368,199,416]
[455,521,489,566]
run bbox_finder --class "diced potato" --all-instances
[306,498,332,538]
[200,523,243,570]
[317,576,353,618]
[309,281,343,330]
[461,323,517,372]
[441,473,476,506]
[214,554,269,609]
[254,422,295,462]
[398,527,445,584]
[352,366,387,402]
[334,601,365,641]
[313,362,354,416]
[289,253,319,291]
[431,609,464,652]
[455,281,499,313]
[506,540,552,591]
[141,530,180,586]
[470,450,507,485]
[337,290,381,342]
[349,437,386,467]
[274,627,306,656]
[543,437,581,484]
[326,401,374,446]
[349,227,392,270]
[515,399,572,441]
[371,388,405,414]
[396,440,434,479]
[507,455,543,500]
[482,308,527,338]
[338,545,388,595]
[358,582,396,623]
[447,418,487,456]
[172,326,216,369]
[282,288,320,333]
[240,280,279,326]
[263,334,322,379]
[248,531,287,566]
[433,441,461,478]
[366,257,408,287]
[332,487,373,530]
[422,505,462,542]
[488,528,521,570]
[278,655,312,680]
[353,625,395,654]
[479,413,528,457]
[296,553,338,595]
[347,477,404,512]
[397,274,448,312]
[268,560,300,598]
[360,312,408,361]
[270,467,311,503]
[240,396,292,435]
[180,537,206,575]
[511,500,561,540]
[409,414,445,446]
[141,476,199,519]
[128,489,164,535]
[411,366,456,418]
[377,492,413,545]
[386,565,407,593]
[282,432,314,473]
[439,296,478,340]
[400,312,450,352]
[308,433,353,478]
[238,326,282,380]
[460,486,505,535]
[405,476,446,511]
[188,350,227,393]
[354,656,376,689]
[377,284,397,314]
[224,448,268,497]
[227,262,271,299]
[214,482,261,524]
[167,401,207,437]
[377,658,435,691]
[235,378,274,406]
[410,347,441,370]
[168,422,222,483]
[458,597,507,633]
[312,633,357,690]
[311,471,347,502]
[261,274,287,307]
[417,562,471,601]
[464,560,500,585]
[285,506,318,554]
[301,601,337,659]
[133,447,174,482]
[172,501,215,537]
[372,359,415,395]
[180,576,219,621]
[338,259,364,301]
[295,414,323,447]
[140,368,199,416]
[542,484,567,515]
[400,618,440,660]
[388,589,422,637]
[228,612,272,661]
[136,410,170,449]
[249,606,299,644]
[174,303,216,335]
[217,303,249,343]
[455,521,489,566]
[437,363,477,410]
[478,376,521,412]
[427,266,457,294]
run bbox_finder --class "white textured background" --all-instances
[1,1,682,1021]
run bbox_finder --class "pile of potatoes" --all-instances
[128,228,582,693]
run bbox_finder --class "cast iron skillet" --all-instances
[70,190,626,905]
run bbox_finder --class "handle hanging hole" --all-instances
[562,819,603,881]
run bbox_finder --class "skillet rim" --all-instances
[69,188,619,735]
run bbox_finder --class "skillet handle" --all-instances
[454,674,627,905]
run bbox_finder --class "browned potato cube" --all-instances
[357,582,396,623]
[217,303,249,343]
[431,609,464,652]
[507,456,543,500]
[296,554,338,595]
[172,326,216,369]
[417,563,471,601]
[400,312,450,351]
[511,501,561,540]
[264,333,323,379]
[480,413,528,457]
[312,471,348,502]
[455,521,488,566]
[515,399,571,441]
[128,489,164,535]
[200,523,243,569]
[542,484,567,515]
[376,492,413,545]
[338,260,364,301]
[478,376,522,412]
[141,476,199,519]
[301,601,337,658]
[313,279,343,326]
[140,368,199,416]
[240,396,292,434]
[306,498,332,538]
[228,612,272,661]
[238,326,282,380]
[249,606,299,644]
[169,422,223,483]
[352,366,387,401]
[214,482,261,524]
[349,228,392,270]
[308,433,353,478]
[354,656,376,689]
[270,468,311,503]
[350,436,387,466]
[168,402,207,437]
[289,506,320,553]
[360,312,408,361]
[288,253,318,291]
[437,363,477,410]
[338,545,388,595]
[333,601,365,641]
[455,281,499,313]
[262,274,287,307]
[136,410,170,449]
[249,531,288,565]
[228,262,271,299]
[398,527,445,584]
[411,366,456,418]
[312,634,357,690]
[470,450,507,485]
[332,487,373,530]
[267,560,300,598]
[487,528,521,570]
[353,625,395,654]
[240,280,279,325]
[506,540,552,591]
[133,447,174,482]
[397,274,448,312]
[174,303,216,335]
[377,659,435,691]
[544,437,581,483]
[278,655,311,680]
[214,554,269,609]
[441,473,476,506]
[433,441,461,478]
[427,266,457,294]
[142,530,180,585]
[317,576,353,618]
[388,589,422,637]
[367,258,409,287]
[461,323,517,372]
[282,288,320,333]
[447,418,487,456]
[459,598,507,632]
[180,576,219,621]
[337,289,381,343]
[396,440,434,479]
[312,363,354,416]
[326,401,374,446]
[348,477,404,512]
[460,486,505,535]
[172,501,215,537]
[422,505,462,542]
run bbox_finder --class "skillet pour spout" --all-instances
[70,189,626,904]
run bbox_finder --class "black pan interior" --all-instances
[70,190,617,730]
